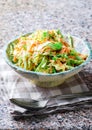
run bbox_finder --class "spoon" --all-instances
[10,91,92,110]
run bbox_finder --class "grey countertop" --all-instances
[0,0,92,129]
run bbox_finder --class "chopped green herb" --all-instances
[49,42,62,50]
[42,31,49,40]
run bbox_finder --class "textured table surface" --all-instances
[0,0,92,129]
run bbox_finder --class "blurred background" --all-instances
[0,0,92,48]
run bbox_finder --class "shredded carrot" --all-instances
[8,29,88,73]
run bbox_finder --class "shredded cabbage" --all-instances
[7,30,88,74]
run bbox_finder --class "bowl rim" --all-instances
[3,33,92,76]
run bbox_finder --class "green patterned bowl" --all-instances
[3,34,92,87]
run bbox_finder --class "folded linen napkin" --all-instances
[1,50,92,116]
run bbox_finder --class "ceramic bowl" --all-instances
[3,34,92,87]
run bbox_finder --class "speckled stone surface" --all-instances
[0,0,92,129]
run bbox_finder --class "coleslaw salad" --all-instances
[6,30,88,74]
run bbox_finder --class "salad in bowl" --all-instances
[4,30,91,87]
